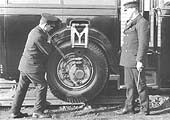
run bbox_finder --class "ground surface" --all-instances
[1,96,170,120]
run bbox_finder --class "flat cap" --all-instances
[40,13,60,24]
[123,1,139,10]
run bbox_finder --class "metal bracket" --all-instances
[71,23,89,48]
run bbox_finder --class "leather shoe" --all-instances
[32,112,51,118]
[10,112,28,118]
[116,108,135,115]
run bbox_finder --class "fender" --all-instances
[88,28,119,74]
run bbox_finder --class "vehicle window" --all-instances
[63,0,117,6]
[8,0,60,4]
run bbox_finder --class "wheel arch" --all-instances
[89,29,119,74]
[51,28,119,74]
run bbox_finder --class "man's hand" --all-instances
[47,36,52,44]
[136,61,143,71]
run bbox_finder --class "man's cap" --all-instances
[123,1,139,11]
[40,13,61,24]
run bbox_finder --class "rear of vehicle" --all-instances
[0,0,120,103]
[2,0,170,104]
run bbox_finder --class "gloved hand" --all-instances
[136,61,143,71]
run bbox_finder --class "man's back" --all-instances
[18,26,52,73]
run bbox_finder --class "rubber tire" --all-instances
[47,41,109,103]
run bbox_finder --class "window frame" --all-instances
[1,0,117,9]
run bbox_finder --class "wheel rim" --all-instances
[57,53,94,89]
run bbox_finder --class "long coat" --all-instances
[18,26,53,73]
[120,14,150,67]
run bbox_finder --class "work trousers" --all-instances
[124,67,149,112]
[10,72,47,114]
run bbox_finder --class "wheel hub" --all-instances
[57,53,93,89]
[75,69,85,79]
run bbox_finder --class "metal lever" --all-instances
[137,69,142,90]
[48,35,66,59]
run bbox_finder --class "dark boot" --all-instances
[10,112,28,118]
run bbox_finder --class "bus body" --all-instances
[0,0,170,103]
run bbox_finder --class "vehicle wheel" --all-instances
[47,40,109,103]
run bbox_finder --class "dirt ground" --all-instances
[1,97,170,120]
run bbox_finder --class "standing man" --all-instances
[118,1,150,115]
[9,13,61,118]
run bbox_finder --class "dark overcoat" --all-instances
[18,26,53,73]
[120,14,150,67]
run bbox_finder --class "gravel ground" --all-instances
[1,105,170,120]
[1,95,170,120]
